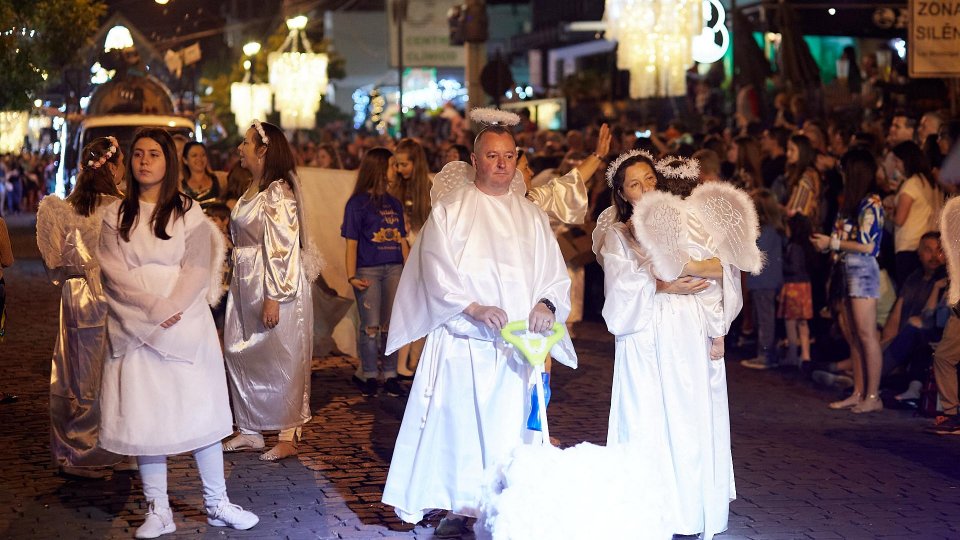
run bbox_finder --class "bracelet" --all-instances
[538,298,556,315]
[347,276,357,283]
[830,237,841,251]
[592,152,605,162]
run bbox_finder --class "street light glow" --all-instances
[104,25,134,52]
[286,16,308,31]
[243,41,261,57]
[828,8,836,15]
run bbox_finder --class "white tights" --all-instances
[138,442,226,512]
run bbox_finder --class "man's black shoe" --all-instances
[383,378,408,397]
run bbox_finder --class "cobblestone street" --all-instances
[2,212,959,539]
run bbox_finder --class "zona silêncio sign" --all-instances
[909,0,960,77]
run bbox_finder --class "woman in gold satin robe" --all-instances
[222,120,314,462]
[36,137,124,477]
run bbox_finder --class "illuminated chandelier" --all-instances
[604,0,702,99]
[268,15,329,130]
[231,42,273,132]
[231,82,273,134]
[0,111,28,153]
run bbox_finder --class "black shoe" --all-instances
[352,375,378,396]
[383,378,408,397]
[0,392,17,404]
[925,415,960,435]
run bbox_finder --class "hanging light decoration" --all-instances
[268,15,329,130]
[231,41,273,132]
[231,82,273,134]
[0,111,28,154]
[604,0,701,99]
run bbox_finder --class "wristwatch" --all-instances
[538,298,556,314]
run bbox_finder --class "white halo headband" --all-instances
[605,149,655,187]
[252,119,270,145]
[655,156,700,180]
[469,107,520,127]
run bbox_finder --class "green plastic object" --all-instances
[499,321,566,367]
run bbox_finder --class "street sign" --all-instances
[908,0,960,77]
[388,0,465,68]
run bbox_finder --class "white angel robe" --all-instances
[97,200,233,456]
[382,183,577,523]
[527,168,588,225]
[626,184,753,540]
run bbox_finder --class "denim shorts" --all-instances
[843,254,880,299]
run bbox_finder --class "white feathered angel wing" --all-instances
[941,196,960,305]
[688,181,764,274]
[430,160,526,204]
[630,191,690,281]
[591,206,618,266]
[203,215,228,307]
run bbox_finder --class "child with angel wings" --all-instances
[594,150,763,540]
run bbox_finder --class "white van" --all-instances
[58,114,196,194]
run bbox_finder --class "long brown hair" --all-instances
[317,143,343,169]
[352,147,393,208]
[180,141,218,184]
[118,128,191,241]
[68,137,123,216]
[395,138,432,231]
[753,188,785,234]
[251,121,296,192]
[733,136,762,190]
[610,154,658,223]
[839,147,879,218]
[786,134,817,191]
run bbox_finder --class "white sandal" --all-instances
[222,433,265,452]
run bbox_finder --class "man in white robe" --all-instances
[381,127,577,533]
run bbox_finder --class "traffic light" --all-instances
[448,1,487,46]
[462,1,488,43]
[447,4,464,46]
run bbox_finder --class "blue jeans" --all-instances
[354,264,402,379]
[843,254,880,299]
[753,288,779,367]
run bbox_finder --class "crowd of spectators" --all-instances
[4,84,959,427]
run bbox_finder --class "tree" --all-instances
[0,0,104,111]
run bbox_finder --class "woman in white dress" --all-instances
[37,137,123,477]
[221,120,314,462]
[97,128,258,538]
[599,151,748,540]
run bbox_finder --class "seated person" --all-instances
[880,232,947,400]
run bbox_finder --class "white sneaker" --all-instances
[135,502,175,539]
[206,498,259,530]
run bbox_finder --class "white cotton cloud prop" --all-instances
[475,442,673,540]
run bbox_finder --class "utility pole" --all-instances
[463,0,488,116]
[393,0,408,138]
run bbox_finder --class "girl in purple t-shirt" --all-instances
[342,147,409,397]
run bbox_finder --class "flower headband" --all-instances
[605,149,654,186]
[252,119,269,145]
[655,156,700,180]
[84,136,119,171]
[469,107,520,127]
